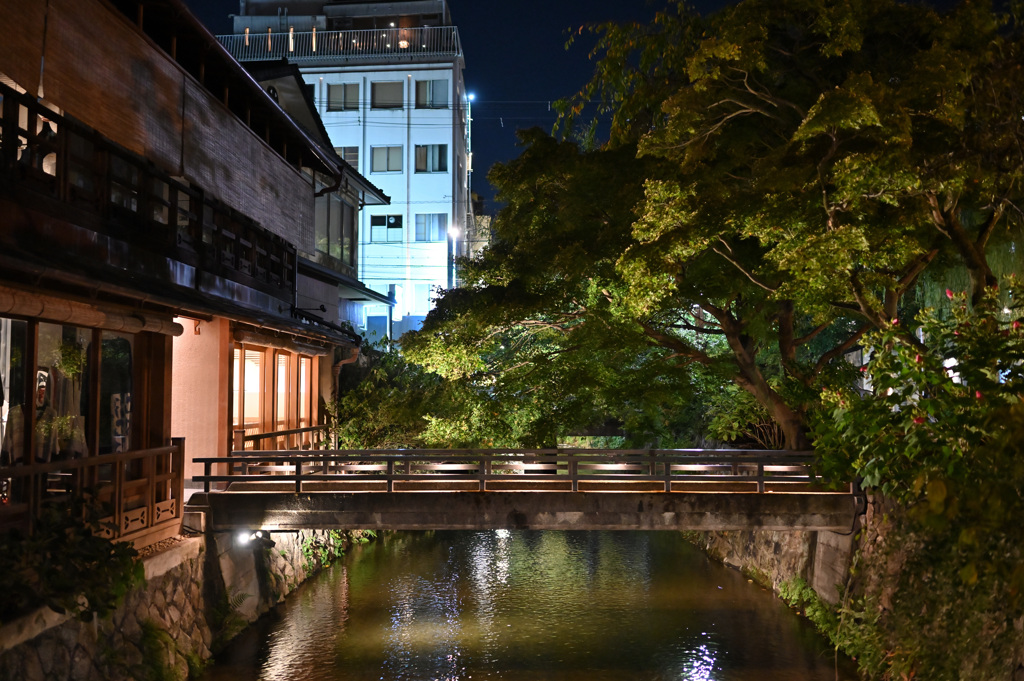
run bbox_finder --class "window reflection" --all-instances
[36,323,91,462]
[100,332,133,454]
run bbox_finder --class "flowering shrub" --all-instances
[814,283,1024,680]
[816,283,1024,505]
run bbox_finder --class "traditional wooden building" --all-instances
[0,0,387,547]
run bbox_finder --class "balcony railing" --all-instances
[0,440,185,549]
[219,26,462,64]
[0,83,296,302]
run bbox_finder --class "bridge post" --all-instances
[570,457,578,492]
[387,459,394,493]
[233,429,245,452]
[294,459,302,493]
[480,454,489,492]
[757,462,765,493]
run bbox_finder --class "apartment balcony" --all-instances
[219,26,463,66]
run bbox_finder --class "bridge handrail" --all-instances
[193,449,840,494]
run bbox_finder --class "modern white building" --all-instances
[221,0,472,339]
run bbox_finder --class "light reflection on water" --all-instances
[202,531,857,681]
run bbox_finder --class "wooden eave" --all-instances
[104,0,338,177]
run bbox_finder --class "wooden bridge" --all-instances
[186,449,863,534]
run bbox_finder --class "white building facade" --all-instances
[221,0,472,339]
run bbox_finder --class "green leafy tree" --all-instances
[403,132,709,447]
[550,0,1024,447]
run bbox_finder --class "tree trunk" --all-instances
[724,327,811,451]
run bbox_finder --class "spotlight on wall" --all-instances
[238,529,276,549]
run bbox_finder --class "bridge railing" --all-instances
[193,449,846,495]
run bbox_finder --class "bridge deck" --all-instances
[186,449,861,533]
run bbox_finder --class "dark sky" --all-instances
[183,0,732,209]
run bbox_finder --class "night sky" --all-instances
[183,0,734,210]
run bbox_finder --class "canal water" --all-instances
[200,530,857,681]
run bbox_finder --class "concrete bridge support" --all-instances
[189,491,862,534]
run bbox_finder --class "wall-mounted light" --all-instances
[238,529,276,549]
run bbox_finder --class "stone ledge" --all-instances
[143,536,203,581]
[0,605,72,654]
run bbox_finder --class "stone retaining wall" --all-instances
[688,527,858,604]
[0,529,354,681]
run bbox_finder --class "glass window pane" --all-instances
[36,323,92,462]
[276,352,290,430]
[315,195,329,254]
[432,79,447,108]
[243,349,263,434]
[298,357,310,428]
[343,202,356,266]
[371,81,403,108]
[1,317,30,467]
[100,332,133,454]
[329,195,343,260]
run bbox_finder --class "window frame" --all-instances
[415,79,448,109]
[326,82,359,112]
[414,213,448,242]
[370,81,404,109]
[371,145,403,173]
[414,144,448,173]
[370,214,404,243]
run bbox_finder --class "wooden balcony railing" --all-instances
[195,448,853,496]
[0,83,296,302]
[220,26,462,65]
[233,426,331,452]
[0,439,186,548]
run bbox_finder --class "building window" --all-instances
[327,83,359,111]
[315,193,357,267]
[415,144,448,173]
[371,81,403,109]
[415,213,447,241]
[336,146,359,167]
[232,345,316,449]
[0,317,139,466]
[415,79,447,109]
[370,215,404,242]
[371,145,403,172]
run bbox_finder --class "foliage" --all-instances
[705,384,784,449]
[555,0,1024,447]
[0,491,144,622]
[815,283,1024,504]
[778,577,839,639]
[209,586,251,650]
[835,512,1024,681]
[403,130,716,448]
[815,283,1024,679]
[301,530,347,573]
[136,619,201,681]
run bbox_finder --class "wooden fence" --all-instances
[0,439,185,548]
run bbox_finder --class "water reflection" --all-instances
[202,531,856,681]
